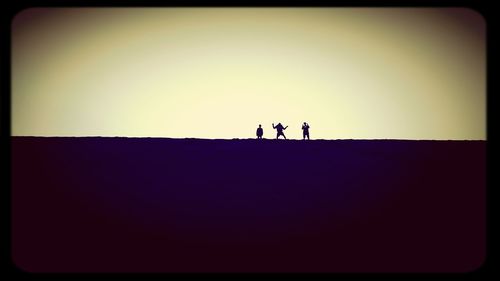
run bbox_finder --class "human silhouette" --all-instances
[302,122,310,140]
[256,124,263,139]
[272,122,288,139]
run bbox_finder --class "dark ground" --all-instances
[11,137,486,273]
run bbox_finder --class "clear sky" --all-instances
[12,8,486,139]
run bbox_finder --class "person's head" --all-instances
[278,122,282,126]
[259,124,261,128]
[304,122,307,125]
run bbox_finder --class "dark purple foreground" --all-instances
[11,137,486,273]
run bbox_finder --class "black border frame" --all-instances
[2,0,496,280]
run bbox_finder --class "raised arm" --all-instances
[272,123,276,129]
[284,126,288,130]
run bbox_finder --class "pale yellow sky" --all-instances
[12,8,486,139]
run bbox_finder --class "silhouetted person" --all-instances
[302,122,310,140]
[256,124,263,139]
[272,122,288,139]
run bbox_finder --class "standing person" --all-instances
[272,122,288,139]
[302,122,310,140]
[256,124,263,139]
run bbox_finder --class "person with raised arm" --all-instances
[302,122,310,140]
[272,122,288,139]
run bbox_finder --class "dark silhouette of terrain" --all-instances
[11,137,485,273]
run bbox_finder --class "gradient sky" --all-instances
[12,8,486,139]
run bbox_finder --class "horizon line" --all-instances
[10,136,486,141]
